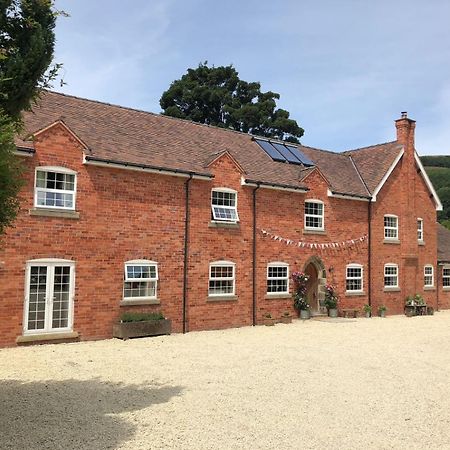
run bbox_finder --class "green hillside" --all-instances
[421,156,450,230]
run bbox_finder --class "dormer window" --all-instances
[35,167,77,210]
[304,200,324,230]
[211,188,239,222]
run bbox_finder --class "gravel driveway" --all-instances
[2,312,450,450]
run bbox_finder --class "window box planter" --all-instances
[113,313,171,340]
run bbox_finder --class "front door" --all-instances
[25,261,74,334]
[305,263,320,314]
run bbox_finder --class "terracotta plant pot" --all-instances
[280,316,292,324]
[263,318,276,326]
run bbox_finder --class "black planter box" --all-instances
[113,319,171,340]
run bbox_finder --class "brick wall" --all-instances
[0,120,442,347]
[369,117,438,315]
[439,264,450,309]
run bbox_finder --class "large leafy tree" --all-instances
[0,0,59,235]
[160,63,304,143]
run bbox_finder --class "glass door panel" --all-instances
[52,266,71,329]
[27,266,48,331]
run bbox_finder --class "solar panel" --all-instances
[286,145,315,166]
[254,138,315,167]
[254,139,285,162]
[272,142,303,164]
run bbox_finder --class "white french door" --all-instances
[24,259,75,334]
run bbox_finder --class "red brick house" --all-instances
[0,92,446,347]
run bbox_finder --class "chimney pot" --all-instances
[401,111,408,119]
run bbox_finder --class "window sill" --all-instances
[207,295,238,302]
[384,287,401,292]
[29,207,80,219]
[265,293,291,299]
[303,229,326,235]
[120,298,160,306]
[383,239,400,244]
[418,241,425,246]
[424,287,435,291]
[443,287,450,291]
[17,331,79,344]
[208,221,240,229]
[345,291,366,297]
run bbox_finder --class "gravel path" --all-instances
[2,312,450,450]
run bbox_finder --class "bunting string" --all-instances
[259,228,367,251]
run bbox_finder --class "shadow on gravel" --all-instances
[0,379,183,450]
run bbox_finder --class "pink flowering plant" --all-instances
[324,284,338,310]
[292,271,310,310]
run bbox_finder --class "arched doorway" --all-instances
[303,257,327,315]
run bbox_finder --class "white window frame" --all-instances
[267,262,289,295]
[23,258,75,335]
[346,264,364,293]
[211,188,239,223]
[34,166,77,210]
[123,260,158,300]
[443,265,450,289]
[208,260,236,297]
[417,218,424,242]
[384,214,398,240]
[384,263,399,288]
[424,265,434,288]
[304,199,324,231]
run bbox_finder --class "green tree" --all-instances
[0,114,23,235]
[437,186,450,222]
[0,0,60,235]
[160,62,304,143]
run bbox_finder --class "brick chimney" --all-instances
[395,112,418,294]
[395,111,415,150]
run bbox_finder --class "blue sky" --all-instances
[53,0,450,155]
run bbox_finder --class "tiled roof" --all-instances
[438,223,450,263]
[344,141,404,194]
[17,91,399,197]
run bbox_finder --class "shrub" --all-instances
[120,312,165,323]
[324,284,338,309]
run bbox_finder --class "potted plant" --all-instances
[263,312,276,326]
[405,295,416,317]
[378,305,387,318]
[413,294,427,315]
[113,312,171,340]
[324,284,339,318]
[280,311,292,324]
[292,271,311,319]
[363,304,372,318]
